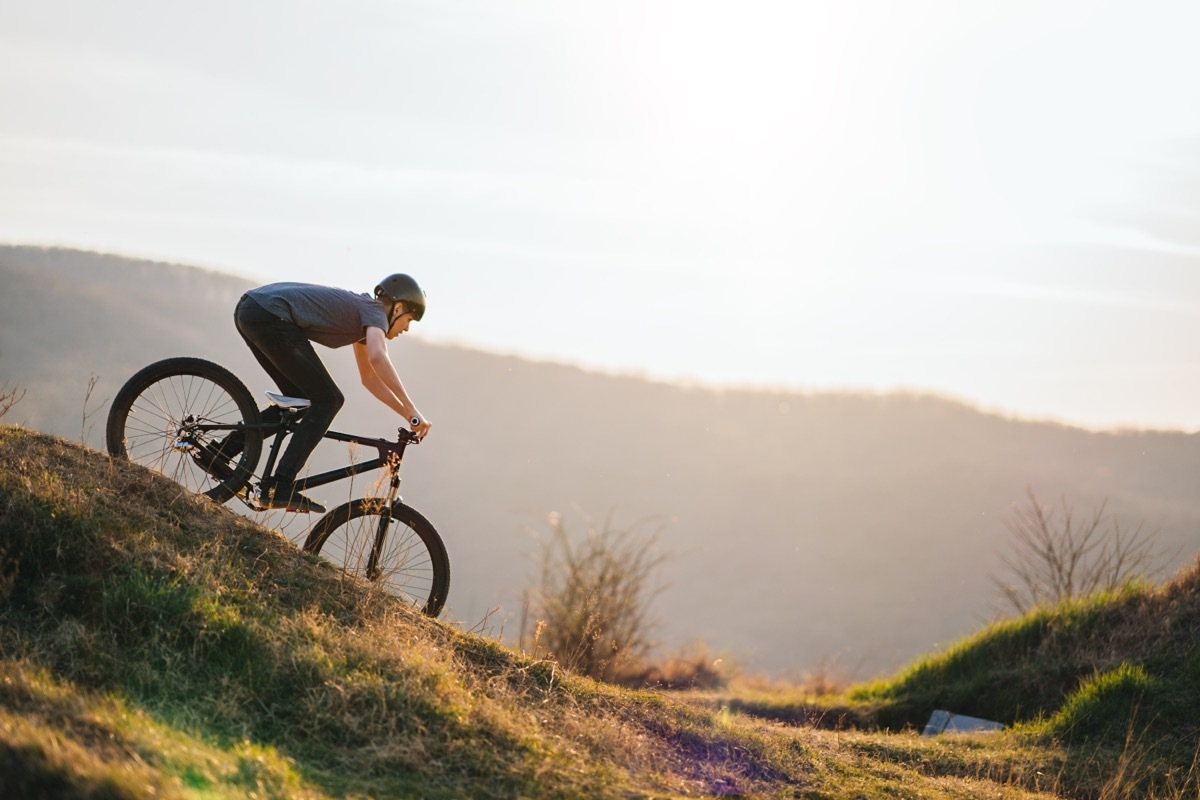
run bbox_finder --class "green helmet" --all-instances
[374,273,426,321]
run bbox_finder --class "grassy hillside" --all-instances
[4,428,1200,797]
[706,566,1200,798]
[0,424,1119,798]
[854,572,1200,735]
[852,569,1200,796]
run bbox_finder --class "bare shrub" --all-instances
[0,375,25,421]
[992,488,1166,614]
[520,512,667,683]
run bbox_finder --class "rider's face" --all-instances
[387,306,414,339]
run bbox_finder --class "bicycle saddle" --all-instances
[265,391,312,411]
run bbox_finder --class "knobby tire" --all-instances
[304,498,450,617]
[106,357,263,502]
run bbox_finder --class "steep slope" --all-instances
[0,425,1078,799]
[0,425,762,797]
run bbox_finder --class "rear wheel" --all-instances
[106,357,263,502]
[304,499,450,617]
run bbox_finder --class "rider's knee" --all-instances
[326,387,345,414]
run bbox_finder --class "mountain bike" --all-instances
[105,356,449,616]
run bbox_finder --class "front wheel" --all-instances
[106,357,263,502]
[304,499,450,617]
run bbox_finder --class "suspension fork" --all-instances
[365,464,403,582]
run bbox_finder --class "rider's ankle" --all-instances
[265,476,292,493]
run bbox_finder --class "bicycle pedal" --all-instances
[239,485,268,512]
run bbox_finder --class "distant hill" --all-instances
[3,244,1200,675]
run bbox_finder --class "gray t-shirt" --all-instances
[246,282,390,349]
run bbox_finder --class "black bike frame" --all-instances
[198,417,412,493]
[192,414,415,585]
[260,423,409,492]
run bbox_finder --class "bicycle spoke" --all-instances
[117,374,242,494]
[108,358,262,505]
[317,510,440,611]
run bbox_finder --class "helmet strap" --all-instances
[376,291,397,317]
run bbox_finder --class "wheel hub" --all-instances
[171,415,200,453]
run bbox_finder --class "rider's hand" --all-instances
[407,412,432,441]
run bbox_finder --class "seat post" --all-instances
[254,390,309,491]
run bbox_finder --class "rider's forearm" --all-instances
[367,352,421,420]
[362,376,407,416]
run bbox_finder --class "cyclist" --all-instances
[208,274,432,513]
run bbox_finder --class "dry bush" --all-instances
[0,376,24,421]
[993,488,1167,614]
[521,512,666,683]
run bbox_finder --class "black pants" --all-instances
[234,294,344,483]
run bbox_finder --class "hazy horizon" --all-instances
[4,1,1200,431]
[2,240,1193,436]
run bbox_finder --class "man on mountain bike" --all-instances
[209,274,432,513]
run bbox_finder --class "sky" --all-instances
[3,0,1200,430]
